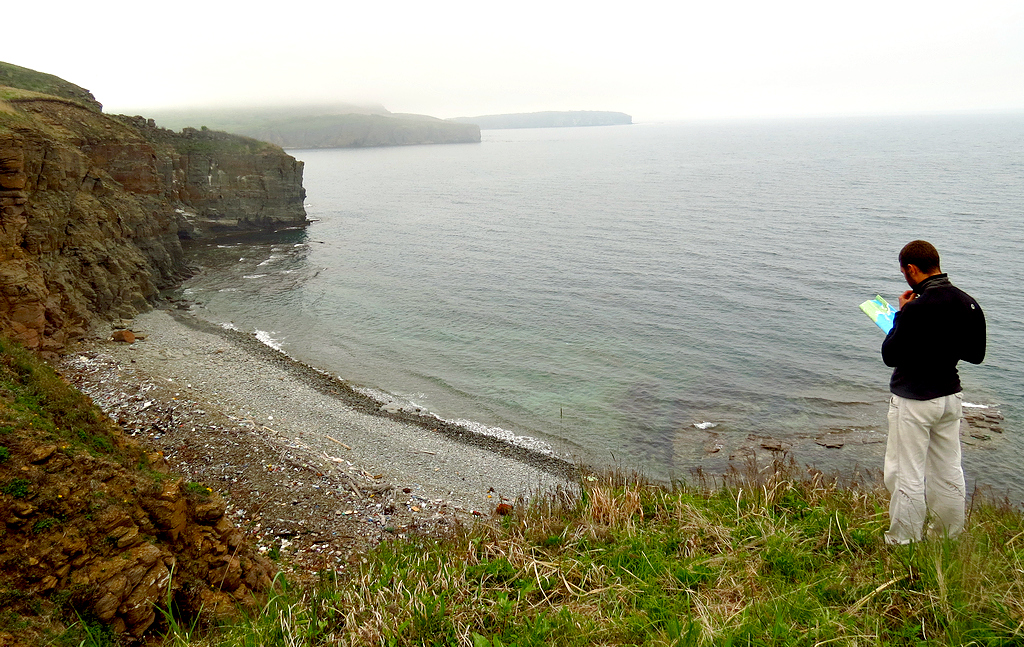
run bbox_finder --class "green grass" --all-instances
[184,481,214,498]
[3,477,30,498]
[159,463,1023,646]
[0,337,122,458]
[0,60,100,110]
[1,336,1020,645]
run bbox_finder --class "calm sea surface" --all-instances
[179,115,1024,496]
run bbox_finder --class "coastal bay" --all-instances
[181,117,1023,497]
[60,308,573,567]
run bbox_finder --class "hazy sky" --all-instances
[4,0,1022,121]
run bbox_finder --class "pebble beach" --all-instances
[58,307,575,572]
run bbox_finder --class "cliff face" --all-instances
[0,86,307,354]
[123,117,307,234]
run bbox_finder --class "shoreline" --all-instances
[168,308,579,479]
[56,302,1016,574]
[58,306,576,571]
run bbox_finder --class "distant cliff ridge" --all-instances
[145,105,482,149]
[450,110,633,130]
[0,61,307,353]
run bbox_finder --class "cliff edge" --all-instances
[0,62,307,355]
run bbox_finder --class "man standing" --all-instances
[881,240,986,544]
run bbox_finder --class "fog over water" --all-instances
[6,0,1022,121]
[179,115,1024,498]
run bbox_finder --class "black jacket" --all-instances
[881,273,986,400]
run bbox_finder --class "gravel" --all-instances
[58,307,576,570]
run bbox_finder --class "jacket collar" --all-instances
[913,273,950,294]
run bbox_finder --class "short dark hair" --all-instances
[899,240,941,273]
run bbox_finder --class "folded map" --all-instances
[859,295,896,333]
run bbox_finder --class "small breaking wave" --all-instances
[349,386,554,456]
[451,418,555,455]
[254,330,284,350]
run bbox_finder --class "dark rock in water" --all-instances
[815,434,845,449]
[760,440,791,452]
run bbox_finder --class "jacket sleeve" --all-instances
[881,308,913,368]
[961,301,986,364]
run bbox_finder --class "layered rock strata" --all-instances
[0,416,275,638]
[0,87,306,354]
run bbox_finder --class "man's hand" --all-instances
[898,289,916,310]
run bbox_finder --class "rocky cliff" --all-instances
[0,64,307,355]
[0,339,275,640]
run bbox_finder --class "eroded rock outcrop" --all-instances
[0,67,307,354]
[0,342,276,640]
[1,440,275,638]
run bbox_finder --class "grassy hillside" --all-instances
[0,61,102,111]
[162,465,1024,646]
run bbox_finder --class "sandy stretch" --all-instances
[59,307,575,568]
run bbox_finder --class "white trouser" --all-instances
[884,392,966,544]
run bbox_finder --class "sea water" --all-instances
[178,114,1024,496]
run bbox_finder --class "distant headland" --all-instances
[144,105,481,149]
[449,110,632,130]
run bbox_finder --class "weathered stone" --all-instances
[111,329,135,343]
[144,496,187,541]
[113,525,141,549]
[98,509,133,533]
[209,555,243,592]
[10,502,36,518]
[197,588,238,622]
[94,590,122,621]
[0,173,26,190]
[121,563,171,635]
[29,444,57,463]
[213,515,234,538]
[191,493,227,522]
